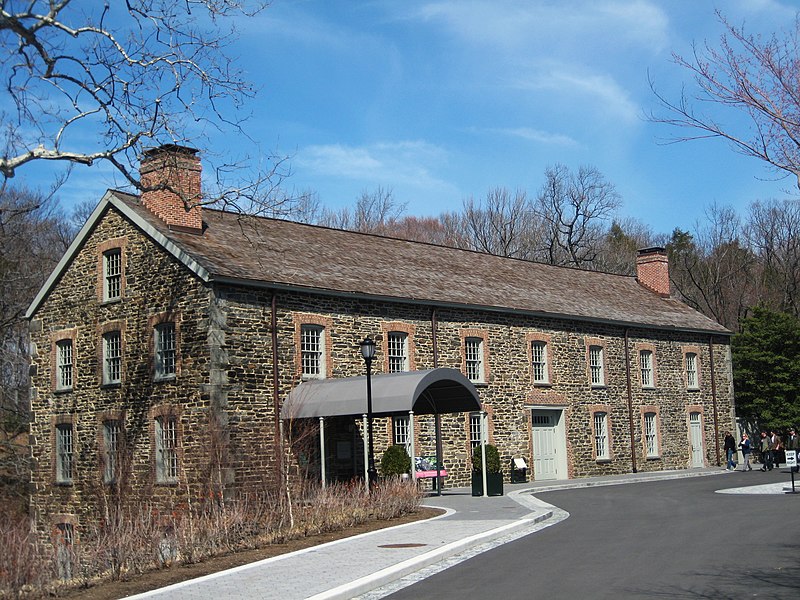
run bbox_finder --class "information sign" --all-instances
[786,450,797,467]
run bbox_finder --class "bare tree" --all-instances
[0,1,299,215]
[0,186,71,503]
[649,10,800,191]
[534,164,621,267]
[746,199,800,316]
[668,204,756,330]
[317,187,407,234]
[456,188,538,259]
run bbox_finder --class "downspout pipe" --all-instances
[709,336,721,467]
[624,328,638,473]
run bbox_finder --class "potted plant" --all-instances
[380,444,412,479]
[471,444,504,496]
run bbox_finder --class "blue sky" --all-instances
[20,0,798,236]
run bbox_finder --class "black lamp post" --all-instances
[359,336,378,488]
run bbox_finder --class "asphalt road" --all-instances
[386,470,800,599]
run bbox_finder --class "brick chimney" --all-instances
[140,144,203,232]
[636,247,670,297]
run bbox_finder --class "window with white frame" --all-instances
[154,322,176,379]
[103,249,122,301]
[639,350,654,388]
[686,352,699,389]
[392,415,411,456]
[55,423,74,484]
[464,337,484,383]
[300,325,325,379]
[531,340,549,384]
[102,331,122,385]
[469,412,483,449]
[102,419,121,483]
[56,339,74,391]
[155,415,179,483]
[644,412,658,457]
[593,412,609,460]
[387,332,409,373]
[589,345,605,386]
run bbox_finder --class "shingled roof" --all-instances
[102,192,727,335]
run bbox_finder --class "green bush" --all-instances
[472,444,501,473]
[380,445,412,477]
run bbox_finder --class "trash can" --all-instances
[511,457,527,483]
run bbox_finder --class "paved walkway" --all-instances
[126,467,798,600]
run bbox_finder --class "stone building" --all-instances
[26,145,733,540]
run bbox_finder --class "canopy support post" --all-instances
[319,416,326,489]
[409,410,416,482]
[481,410,488,497]
[362,413,369,493]
[435,413,443,496]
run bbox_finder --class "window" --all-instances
[102,331,122,385]
[531,341,549,384]
[154,322,176,379]
[103,249,122,301]
[589,345,605,386]
[55,522,75,581]
[392,416,411,456]
[469,412,483,448]
[387,332,409,373]
[155,415,179,483]
[686,352,699,389]
[644,412,658,458]
[639,350,654,388]
[300,325,324,379]
[593,412,609,460]
[464,337,484,383]
[56,340,74,391]
[102,420,121,483]
[55,423,74,484]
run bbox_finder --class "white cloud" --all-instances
[298,140,449,187]
[488,127,579,147]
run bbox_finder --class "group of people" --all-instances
[723,428,799,472]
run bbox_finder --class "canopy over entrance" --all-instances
[280,368,481,420]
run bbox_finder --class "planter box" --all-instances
[471,471,504,496]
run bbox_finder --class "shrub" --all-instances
[472,444,501,473]
[380,445,412,477]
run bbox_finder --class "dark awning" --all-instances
[280,368,481,420]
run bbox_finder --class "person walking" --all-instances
[723,431,737,470]
[759,431,773,471]
[739,433,752,472]
[786,428,799,473]
[771,431,782,468]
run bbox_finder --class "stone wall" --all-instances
[28,205,735,543]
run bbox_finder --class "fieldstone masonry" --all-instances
[26,148,734,545]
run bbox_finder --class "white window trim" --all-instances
[155,415,179,483]
[154,322,176,380]
[387,332,409,373]
[686,352,699,390]
[300,324,325,380]
[589,345,605,387]
[56,339,74,391]
[640,350,654,388]
[103,419,121,483]
[531,340,549,384]
[644,412,659,458]
[464,337,485,383]
[594,412,609,460]
[55,423,74,484]
[103,249,122,301]
[103,331,122,385]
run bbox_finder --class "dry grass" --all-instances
[0,479,423,598]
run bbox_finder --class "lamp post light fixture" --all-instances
[359,336,378,488]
